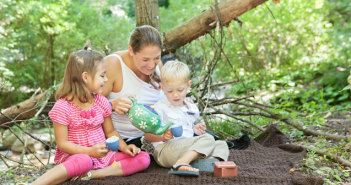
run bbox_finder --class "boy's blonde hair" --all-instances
[161,60,190,83]
[55,43,104,103]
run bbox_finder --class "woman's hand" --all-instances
[110,95,135,115]
[120,144,141,156]
[162,129,174,141]
[193,123,206,135]
[89,143,109,158]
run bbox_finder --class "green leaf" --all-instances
[333,174,342,182]
[341,85,351,91]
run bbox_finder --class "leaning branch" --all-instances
[206,99,351,141]
[273,115,351,141]
[302,145,351,167]
[210,106,265,131]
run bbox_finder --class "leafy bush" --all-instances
[0,0,134,108]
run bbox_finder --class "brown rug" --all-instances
[61,125,324,185]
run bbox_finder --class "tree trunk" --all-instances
[135,0,160,31]
[162,0,268,53]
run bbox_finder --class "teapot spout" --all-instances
[154,122,174,135]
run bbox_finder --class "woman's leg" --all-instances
[33,154,93,185]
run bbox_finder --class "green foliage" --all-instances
[0,0,350,184]
[158,0,351,110]
[162,2,350,184]
[0,0,134,108]
[159,0,209,32]
[161,0,351,109]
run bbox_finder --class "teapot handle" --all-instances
[128,97,137,104]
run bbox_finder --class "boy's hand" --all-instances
[162,129,173,141]
[121,144,141,156]
[89,143,109,158]
[193,123,206,135]
[185,97,194,104]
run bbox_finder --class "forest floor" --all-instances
[0,112,350,184]
[293,110,351,184]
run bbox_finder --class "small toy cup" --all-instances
[106,136,119,151]
[171,125,183,137]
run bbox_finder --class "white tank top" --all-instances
[108,54,164,140]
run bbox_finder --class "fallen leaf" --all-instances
[323,111,332,119]
[289,167,296,173]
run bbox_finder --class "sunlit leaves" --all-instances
[0,0,134,107]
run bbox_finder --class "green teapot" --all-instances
[126,98,173,135]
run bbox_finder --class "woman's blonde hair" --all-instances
[161,60,190,83]
[129,25,162,89]
[55,42,104,103]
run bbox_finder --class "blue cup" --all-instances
[106,136,119,151]
[171,125,183,137]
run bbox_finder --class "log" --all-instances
[162,0,268,53]
[0,91,47,129]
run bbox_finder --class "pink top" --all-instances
[49,94,115,169]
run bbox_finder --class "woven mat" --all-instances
[61,125,324,185]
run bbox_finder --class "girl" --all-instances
[33,44,150,185]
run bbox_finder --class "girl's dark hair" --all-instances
[129,25,162,88]
[55,41,104,103]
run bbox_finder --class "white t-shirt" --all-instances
[108,54,164,140]
[152,97,200,148]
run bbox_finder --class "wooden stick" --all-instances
[302,144,351,167]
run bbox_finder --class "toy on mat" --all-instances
[214,161,238,177]
[126,98,173,135]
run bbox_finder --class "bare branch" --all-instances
[210,107,265,131]
[8,128,45,166]
[302,145,351,167]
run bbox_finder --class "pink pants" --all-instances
[61,152,150,178]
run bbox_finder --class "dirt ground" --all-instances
[0,111,350,184]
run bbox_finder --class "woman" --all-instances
[102,25,164,147]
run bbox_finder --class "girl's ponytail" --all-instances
[83,40,91,51]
